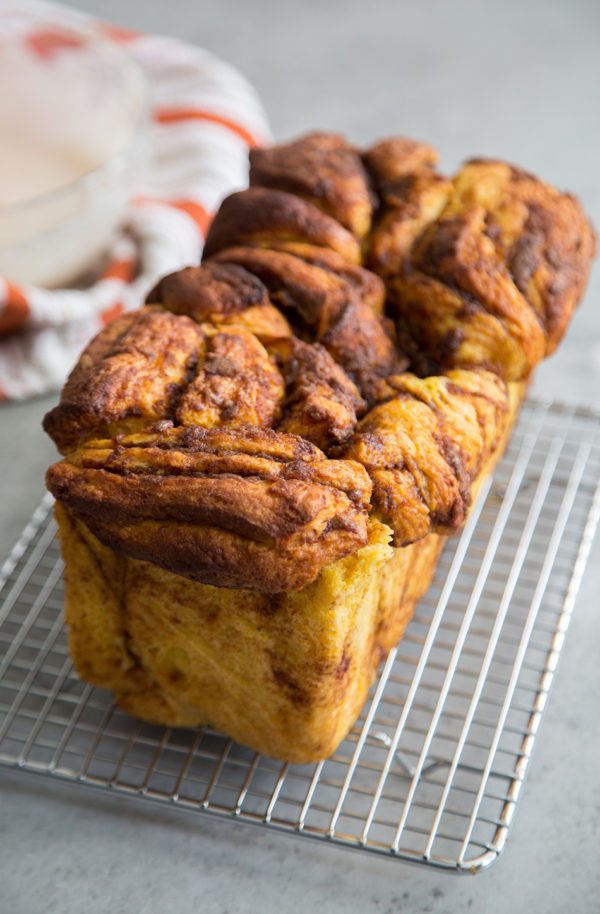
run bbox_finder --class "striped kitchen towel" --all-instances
[0,2,270,400]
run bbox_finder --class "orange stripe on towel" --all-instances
[101,257,137,283]
[0,282,30,335]
[100,301,125,326]
[169,199,212,235]
[154,107,260,148]
[131,195,212,235]
[26,27,84,59]
[99,23,143,43]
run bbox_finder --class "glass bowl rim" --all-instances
[0,9,150,217]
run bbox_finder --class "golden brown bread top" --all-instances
[46,427,372,592]
[147,261,291,343]
[44,131,595,591]
[209,244,401,398]
[249,132,373,238]
[203,187,362,264]
[363,137,439,181]
[175,325,284,429]
[341,370,510,545]
[273,337,365,450]
[44,307,204,452]
[44,309,285,452]
[365,136,452,283]
[380,156,595,378]
[456,159,594,355]
[268,242,386,313]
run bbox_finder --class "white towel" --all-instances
[0,2,270,400]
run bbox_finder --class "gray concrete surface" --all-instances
[1,1,600,911]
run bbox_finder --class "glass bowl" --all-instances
[0,5,149,288]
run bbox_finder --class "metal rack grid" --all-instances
[1,398,599,872]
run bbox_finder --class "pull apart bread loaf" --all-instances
[44,133,595,762]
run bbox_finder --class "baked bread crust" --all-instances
[44,132,595,593]
[51,392,518,762]
[47,426,372,592]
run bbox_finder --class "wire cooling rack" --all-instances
[1,398,599,873]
